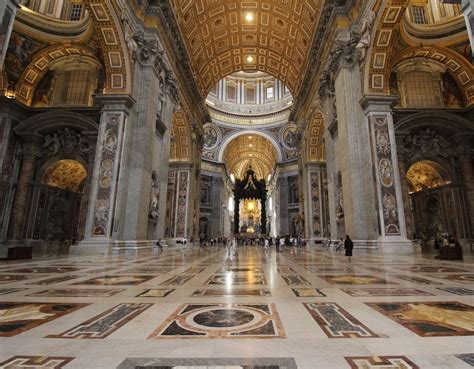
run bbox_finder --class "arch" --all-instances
[306,111,325,162]
[218,130,284,163]
[363,0,410,96]
[170,0,324,96]
[15,44,100,106]
[82,0,132,94]
[406,160,452,193]
[391,46,474,105]
[15,110,98,136]
[394,110,473,134]
[170,111,192,161]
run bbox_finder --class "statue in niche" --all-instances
[149,173,160,220]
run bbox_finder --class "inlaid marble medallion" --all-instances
[341,288,433,297]
[345,356,419,368]
[72,275,157,286]
[367,301,474,336]
[292,288,326,297]
[0,356,74,368]
[318,275,394,285]
[304,302,379,338]
[427,274,474,284]
[159,275,195,286]
[27,289,124,297]
[149,303,285,339]
[192,289,271,297]
[280,274,311,286]
[0,302,87,337]
[437,287,474,295]
[26,275,83,285]
[136,289,175,297]
[388,275,441,285]
[0,288,25,295]
[205,275,267,285]
[48,303,152,339]
[117,358,298,369]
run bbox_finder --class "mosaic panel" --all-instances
[341,288,433,297]
[26,275,83,285]
[0,275,40,284]
[205,275,267,285]
[192,289,271,297]
[0,302,87,337]
[318,275,394,285]
[395,266,469,273]
[0,288,25,295]
[345,356,419,368]
[149,303,285,339]
[217,267,264,273]
[280,275,311,286]
[0,356,74,368]
[455,354,474,366]
[437,287,474,296]
[27,289,124,297]
[427,274,474,284]
[73,275,157,286]
[367,301,474,337]
[48,303,152,339]
[292,288,326,297]
[136,289,175,297]
[159,275,195,286]
[117,358,298,369]
[4,267,81,273]
[389,275,441,285]
[304,302,378,338]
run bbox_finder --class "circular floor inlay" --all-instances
[192,309,254,328]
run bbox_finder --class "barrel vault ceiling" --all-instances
[169,0,324,96]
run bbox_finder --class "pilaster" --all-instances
[0,0,19,70]
[462,0,474,58]
[361,95,413,253]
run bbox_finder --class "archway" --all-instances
[405,160,453,241]
[35,159,88,245]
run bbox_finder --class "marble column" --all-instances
[460,155,474,239]
[396,150,416,240]
[333,59,378,247]
[361,95,412,253]
[462,0,474,58]
[6,141,40,241]
[76,139,96,242]
[167,164,192,242]
[211,177,223,238]
[0,0,19,70]
[78,94,135,253]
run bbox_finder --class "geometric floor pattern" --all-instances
[0,245,473,368]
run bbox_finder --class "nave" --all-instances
[0,245,473,369]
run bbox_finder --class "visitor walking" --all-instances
[344,234,353,262]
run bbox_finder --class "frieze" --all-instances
[401,129,453,161]
[41,129,92,162]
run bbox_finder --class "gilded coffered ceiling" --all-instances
[223,134,277,180]
[170,0,323,96]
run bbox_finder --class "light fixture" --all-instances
[248,136,252,139]
[246,55,255,63]
[245,12,254,22]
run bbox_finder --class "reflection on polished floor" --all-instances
[0,246,473,369]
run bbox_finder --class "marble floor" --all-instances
[0,245,473,369]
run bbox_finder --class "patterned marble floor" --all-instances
[0,245,473,369]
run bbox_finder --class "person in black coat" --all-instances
[344,234,353,262]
